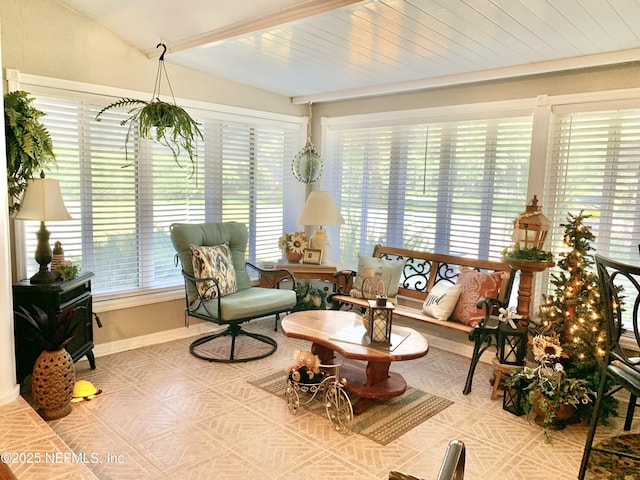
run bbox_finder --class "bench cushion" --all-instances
[350,253,404,300]
[422,283,462,321]
[451,268,503,326]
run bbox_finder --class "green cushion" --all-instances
[171,222,252,299]
[192,287,296,322]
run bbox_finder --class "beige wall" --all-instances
[0,0,303,115]
[0,0,303,348]
[3,0,640,350]
[93,300,188,345]
[312,62,640,142]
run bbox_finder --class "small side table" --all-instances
[490,357,522,400]
[259,263,348,289]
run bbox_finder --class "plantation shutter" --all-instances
[546,105,640,265]
[327,116,532,268]
[21,85,301,297]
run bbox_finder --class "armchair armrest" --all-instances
[247,262,296,290]
[180,269,223,320]
[475,296,506,327]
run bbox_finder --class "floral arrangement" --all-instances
[507,334,594,441]
[278,231,308,254]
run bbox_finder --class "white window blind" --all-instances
[20,88,300,297]
[546,107,640,264]
[327,116,533,267]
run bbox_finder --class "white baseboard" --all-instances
[92,323,223,358]
[0,385,20,406]
[90,316,495,365]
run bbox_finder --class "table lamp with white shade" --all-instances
[298,191,344,263]
[15,172,72,284]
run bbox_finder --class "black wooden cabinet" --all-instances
[13,272,96,384]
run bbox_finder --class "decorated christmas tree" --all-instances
[537,211,617,421]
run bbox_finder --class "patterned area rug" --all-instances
[588,434,640,479]
[249,371,453,446]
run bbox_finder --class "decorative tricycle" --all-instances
[285,359,353,432]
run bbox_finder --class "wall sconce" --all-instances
[15,172,72,284]
[298,191,344,263]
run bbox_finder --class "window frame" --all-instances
[7,69,305,311]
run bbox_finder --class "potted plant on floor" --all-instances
[506,333,594,441]
[4,90,57,214]
[15,304,80,420]
[292,281,329,312]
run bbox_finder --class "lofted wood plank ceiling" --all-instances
[55,0,640,103]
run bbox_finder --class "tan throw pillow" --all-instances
[349,254,404,301]
[451,268,503,326]
[190,243,237,300]
[422,283,462,321]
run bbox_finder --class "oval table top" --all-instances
[281,310,429,362]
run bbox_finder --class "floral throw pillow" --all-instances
[422,283,462,321]
[450,268,503,327]
[190,243,237,300]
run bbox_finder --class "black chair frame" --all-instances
[179,261,295,363]
[579,254,640,479]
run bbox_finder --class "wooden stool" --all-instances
[491,357,522,400]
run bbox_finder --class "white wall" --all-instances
[0,8,20,406]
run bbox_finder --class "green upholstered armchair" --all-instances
[170,222,296,362]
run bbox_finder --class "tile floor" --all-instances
[2,317,636,479]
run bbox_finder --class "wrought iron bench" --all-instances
[331,244,516,394]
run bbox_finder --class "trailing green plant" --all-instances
[292,281,328,311]
[53,261,80,282]
[502,246,554,262]
[95,43,203,174]
[95,98,202,173]
[4,90,56,214]
[14,305,80,351]
[507,334,594,442]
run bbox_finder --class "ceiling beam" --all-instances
[145,0,366,57]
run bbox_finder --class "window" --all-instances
[325,114,533,267]
[546,105,640,262]
[15,78,302,298]
[545,105,640,331]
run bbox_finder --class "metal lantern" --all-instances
[503,377,527,416]
[366,298,394,346]
[497,321,527,366]
[512,195,551,250]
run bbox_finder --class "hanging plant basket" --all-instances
[95,43,203,174]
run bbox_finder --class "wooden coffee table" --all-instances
[281,310,429,414]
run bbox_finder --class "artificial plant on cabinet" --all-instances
[4,90,56,214]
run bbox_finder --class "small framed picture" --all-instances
[303,248,322,265]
